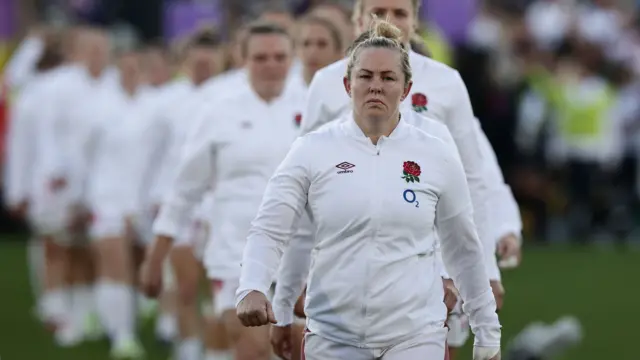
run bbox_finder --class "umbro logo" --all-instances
[336,162,355,174]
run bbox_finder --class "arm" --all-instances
[444,73,500,280]
[272,210,315,325]
[236,137,312,303]
[5,36,44,89]
[3,94,35,207]
[299,70,337,135]
[435,137,501,348]
[152,113,217,241]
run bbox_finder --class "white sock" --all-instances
[71,285,95,319]
[95,280,136,343]
[204,350,233,360]
[155,312,177,341]
[176,338,202,360]
[40,288,69,323]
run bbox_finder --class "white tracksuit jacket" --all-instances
[153,83,305,279]
[236,113,501,348]
[271,51,521,325]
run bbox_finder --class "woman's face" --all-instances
[245,34,292,98]
[356,0,416,44]
[298,22,342,75]
[344,47,411,124]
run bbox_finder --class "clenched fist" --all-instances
[237,290,277,327]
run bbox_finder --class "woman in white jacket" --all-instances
[142,22,305,360]
[83,49,149,359]
[236,21,501,360]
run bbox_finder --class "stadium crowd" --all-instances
[0,0,638,360]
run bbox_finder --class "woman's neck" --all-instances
[303,69,314,86]
[355,111,400,145]
[253,85,283,103]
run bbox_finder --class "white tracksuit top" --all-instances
[83,85,153,221]
[237,113,501,348]
[153,84,305,278]
[38,65,112,207]
[4,72,52,208]
[299,51,520,280]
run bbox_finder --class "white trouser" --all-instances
[303,327,448,360]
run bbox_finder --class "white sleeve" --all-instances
[443,73,498,280]
[37,90,66,182]
[272,211,314,325]
[476,125,522,244]
[126,117,169,215]
[300,71,332,135]
[5,37,44,89]
[3,95,35,206]
[148,114,173,205]
[236,137,312,303]
[152,113,216,239]
[435,135,501,348]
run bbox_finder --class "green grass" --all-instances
[0,240,637,359]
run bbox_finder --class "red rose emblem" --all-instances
[411,93,428,112]
[294,113,302,126]
[402,161,421,183]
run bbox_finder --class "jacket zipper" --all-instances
[360,139,383,345]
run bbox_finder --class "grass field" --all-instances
[0,239,637,359]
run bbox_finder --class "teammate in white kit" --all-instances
[81,47,154,358]
[271,0,522,358]
[143,23,304,360]
[140,30,229,360]
[36,27,112,345]
[235,20,501,360]
[3,36,65,329]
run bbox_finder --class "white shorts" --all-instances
[211,278,275,317]
[27,188,73,241]
[174,217,209,260]
[89,213,126,240]
[445,299,470,348]
[133,209,156,246]
[204,200,261,280]
[303,327,447,360]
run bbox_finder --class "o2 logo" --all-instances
[403,189,419,208]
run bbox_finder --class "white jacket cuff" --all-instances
[273,303,295,326]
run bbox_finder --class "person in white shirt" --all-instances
[82,49,150,359]
[142,22,304,360]
[140,30,231,360]
[36,27,113,346]
[235,20,501,360]
[271,0,521,358]
[3,38,65,330]
[296,15,344,89]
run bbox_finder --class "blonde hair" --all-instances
[352,0,421,23]
[346,20,412,85]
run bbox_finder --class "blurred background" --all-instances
[0,0,638,359]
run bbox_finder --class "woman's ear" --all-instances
[343,76,352,97]
[401,80,413,101]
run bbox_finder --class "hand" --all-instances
[442,278,459,314]
[490,280,505,311]
[49,177,67,192]
[237,290,277,327]
[473,346,500,360]
[294,286,306,318]
[9,200,29,219]
[270,324,293,360]
[139,256,164,298]
[497,234,521,269]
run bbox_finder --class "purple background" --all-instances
[0,0,16,39]
[163,0,223,41]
